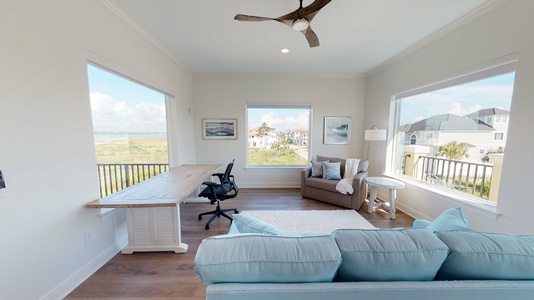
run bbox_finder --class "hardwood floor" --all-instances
[66,188,414,299]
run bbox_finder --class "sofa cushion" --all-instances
[316,155,369,178]
[305,177,340,192]
[426,207,473,233]
[316,155,346,177]
[195,234,342,285]
[322,162,342,180]
[311,160,328,177]
[232,214,286,235]
[332,228,449,282]
[435,231,534,280]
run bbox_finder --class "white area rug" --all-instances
[241,210,375,233]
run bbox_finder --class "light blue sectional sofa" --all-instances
[194,208,534,300]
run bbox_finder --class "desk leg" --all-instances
[388,189,396,219]
[367,186,378,214]
[122,206,188,254]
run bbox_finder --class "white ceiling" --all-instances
[111,0,492,74]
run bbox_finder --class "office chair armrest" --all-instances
[212,173,225,182]
[202,181,217,186]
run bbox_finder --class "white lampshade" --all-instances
[364,129,387,141]
[292,18,309,31]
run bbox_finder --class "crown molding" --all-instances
[366,0,512,77]
[96,0,192,75]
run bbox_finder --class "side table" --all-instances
[366,177,405,219]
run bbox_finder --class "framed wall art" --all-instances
[202,118,238,140]
[323,116,351,144]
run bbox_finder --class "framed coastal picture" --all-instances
[202,118,238,140]
[324,116,351,144]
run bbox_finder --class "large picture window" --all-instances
[246,104,311,167]
[87,64,170,197]
[390,59,516,204]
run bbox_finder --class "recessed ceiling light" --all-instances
[281,48,290,54]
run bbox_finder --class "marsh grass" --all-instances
[95,138,169,164]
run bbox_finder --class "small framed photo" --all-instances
[324,117,351,144]
[202,118,238,140]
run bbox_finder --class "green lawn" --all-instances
[248,148,308,165]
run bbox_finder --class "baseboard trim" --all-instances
[40,235,128,300]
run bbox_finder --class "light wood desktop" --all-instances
[87,164,221,254]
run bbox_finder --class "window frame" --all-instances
[86,59,175,216]
[245,103,312,169]
[386,54,517,212]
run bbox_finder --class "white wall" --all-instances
[365,0,534,234]
[193,74,366,187]
[0,0,194,299]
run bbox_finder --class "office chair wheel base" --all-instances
[205,224,210,230]
[234,209,239,214]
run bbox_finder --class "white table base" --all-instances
[122,206,188,254]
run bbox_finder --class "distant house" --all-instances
[400,108,509,162]
[248,127,277,149]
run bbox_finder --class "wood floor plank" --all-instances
[66,188,414,299]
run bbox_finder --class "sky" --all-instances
[87,65,167,133]
[399,72,515,125]
[248,108,310,132]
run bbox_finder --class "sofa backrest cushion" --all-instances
[195,234,342,285]
[435,231,534,280]
[232,214,286,235]
[426,207,473,233]
[316,156,369,178]
[332,228,449,282]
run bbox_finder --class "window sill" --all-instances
[384,173,500,220]
[245,166,306,172]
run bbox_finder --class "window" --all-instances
[390,58,516,204]
[246,104,311,167]
[87,64,170,197]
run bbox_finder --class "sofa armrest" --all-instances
[350,171,368,210]
[301,167,311,196]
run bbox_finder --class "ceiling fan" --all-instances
[234,0,332,48]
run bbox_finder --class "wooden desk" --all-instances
[87,164,221,254]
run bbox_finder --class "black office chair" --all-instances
[198,159,239,230]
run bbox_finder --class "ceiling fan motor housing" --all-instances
[292,18,309,31]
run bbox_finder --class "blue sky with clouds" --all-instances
[87,65,167,133]
[400,72,515,125]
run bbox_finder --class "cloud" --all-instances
[89,92,167,132]
[259,111,309,131]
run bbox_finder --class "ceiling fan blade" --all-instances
[302,26,320,48]
[234,14,276,22]
[276,0,332,21]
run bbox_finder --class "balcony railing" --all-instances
[419,156,493,199]
[96,163,170,198]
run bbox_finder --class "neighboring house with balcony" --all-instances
[400,108,509,162]
[286,129,309,145]
[248,127,277,149]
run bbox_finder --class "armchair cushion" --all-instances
[311,160,328,177]
[322,162,342,180]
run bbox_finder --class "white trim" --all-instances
[367,0,512,76]
[40,235,128,300]
[95,0,191,75]
[386,174,500,220]
[87,52,176,97]
[393,53,517,99]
